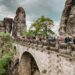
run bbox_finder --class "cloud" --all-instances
[0,5,15,20]
[0,0,19,11]
[26,20,33,30]
[23,0,66,21]
[0,0,66,21]
[51,21,60,35]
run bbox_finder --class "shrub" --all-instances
[0,32,14,75]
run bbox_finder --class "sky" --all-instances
[0,0,66,34]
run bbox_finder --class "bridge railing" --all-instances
[14,36,75,56]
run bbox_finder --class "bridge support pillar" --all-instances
[19,53,31,75]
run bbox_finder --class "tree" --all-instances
[29,16,55,37]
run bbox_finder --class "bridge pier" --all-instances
[18,52,40,75]
[19,52,31,75]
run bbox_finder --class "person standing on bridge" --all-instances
[64,34,72,44]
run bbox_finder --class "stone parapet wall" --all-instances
[14,37,75,58]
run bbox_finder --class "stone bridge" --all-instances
[11,38,75,75]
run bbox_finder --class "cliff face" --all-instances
[59,0,75,35]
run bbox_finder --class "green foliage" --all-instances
[0,32,13,52]
[0,32,14,75]
[29,16,55,36]
[0,53,13,75]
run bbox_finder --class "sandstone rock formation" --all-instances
[0,18,13,33]
[0,21,5,32]
[3,18,13,33]
[59,0,75,36]
[12,7,26,37]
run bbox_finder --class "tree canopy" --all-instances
[29,16,55,36]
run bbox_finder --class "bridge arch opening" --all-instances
[19,52,40,75]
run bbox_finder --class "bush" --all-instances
[0,32,14,75]
[0,53,13,75]
[0,32,13,53]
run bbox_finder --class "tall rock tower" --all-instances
[59,0,75,36]
[12,7,26,37]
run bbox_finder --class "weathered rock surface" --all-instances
[0,18,13,33]
[3,18,13,33]
[12,7,26,37]
[0,21,5,32]
[59,0,75,35]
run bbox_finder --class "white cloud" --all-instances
[51,21,60,35]
[0,5,15,20]
[26,20,33,30]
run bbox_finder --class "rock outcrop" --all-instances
[3,18,13,33]
[0,21,5,32]
[0,18,13,33]
[12,7,26,37]
[59,0,75,35]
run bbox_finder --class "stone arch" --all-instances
[19,52,40,75]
